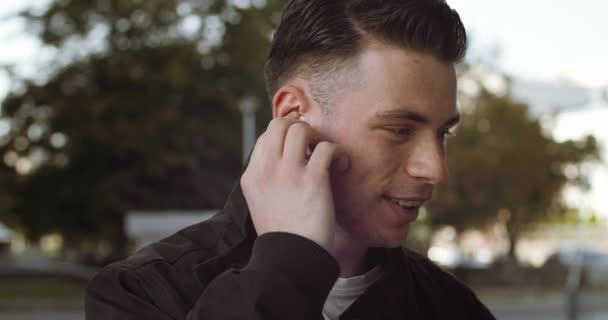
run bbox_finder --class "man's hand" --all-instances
[240,116,348,252]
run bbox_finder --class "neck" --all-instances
[329,226,372,278]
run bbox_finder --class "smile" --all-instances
[383,196,425,222]
[388,198,424,209]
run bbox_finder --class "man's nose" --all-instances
[405,139,448,185]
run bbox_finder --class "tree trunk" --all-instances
[505,217,520,265]
[106,209,129,263]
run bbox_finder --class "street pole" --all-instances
[565,165,592,320]
[239,96,258,165]
[565,255,582,320]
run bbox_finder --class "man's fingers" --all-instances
[283,121,327,164]
[307,142,350,173]
[254,113,345,172]
[248,114,297,165]
[264,117,298,158]
[284,112,299,120]
[246,131,265,164]
[283,122,311,164]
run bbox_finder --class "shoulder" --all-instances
[402,248,467,290]
[124,211,239,267]
[106,211,239,275]
[87,211,248,311]
[401,248,496,319]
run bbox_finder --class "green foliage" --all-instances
[0,0,282,255]
[426,75,599,258]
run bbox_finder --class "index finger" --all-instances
[307,141,350,173]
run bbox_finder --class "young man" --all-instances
[86,0,496,319]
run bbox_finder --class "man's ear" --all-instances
[272,84,312,119]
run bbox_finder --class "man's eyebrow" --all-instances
[441,114,460,128]
[373,109,460,128]
[373,110,430,124]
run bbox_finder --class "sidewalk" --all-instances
[476,287,608,320]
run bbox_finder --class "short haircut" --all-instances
[264,0,468,104]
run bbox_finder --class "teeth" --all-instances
[391,199,422,207]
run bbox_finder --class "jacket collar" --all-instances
[221,182,255,239]
[192,182,255,284]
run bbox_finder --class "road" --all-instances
[477,288,608,320]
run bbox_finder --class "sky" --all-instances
[0,0,606,215]
[450,0,608,88]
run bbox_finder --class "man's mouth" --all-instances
[387,197,424,209]
[383,195,428,222]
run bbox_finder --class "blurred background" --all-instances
[0,0,605,319]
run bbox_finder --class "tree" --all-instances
[426,70,599,262]
[0,0,281,261]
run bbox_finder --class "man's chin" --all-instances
[369,227,409,248]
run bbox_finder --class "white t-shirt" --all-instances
[322,265,383,320]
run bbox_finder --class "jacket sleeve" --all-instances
[85,232,339,320]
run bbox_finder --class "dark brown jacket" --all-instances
[85,184,496,319]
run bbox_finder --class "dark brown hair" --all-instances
[264,0,467,99]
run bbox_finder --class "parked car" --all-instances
[543,248,608,268]
[543,248,608,289]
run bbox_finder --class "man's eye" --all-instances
[388,127,413,137]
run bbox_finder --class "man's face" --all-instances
[309,43,459,248]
